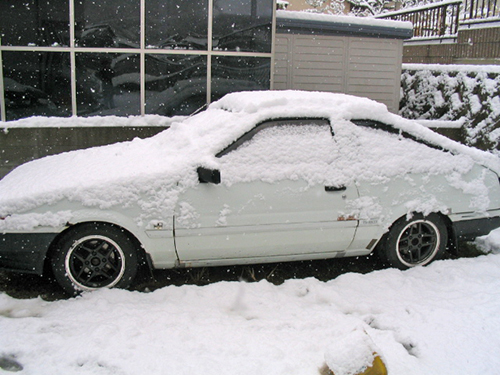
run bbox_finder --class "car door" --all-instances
[174,119,359,265]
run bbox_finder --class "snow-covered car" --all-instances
[1,91,500,295]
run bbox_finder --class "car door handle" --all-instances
[325,186,347,192]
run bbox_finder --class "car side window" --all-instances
[351,119,444,151]
[218,119,336,184]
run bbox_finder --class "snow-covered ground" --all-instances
[1,230,500,375]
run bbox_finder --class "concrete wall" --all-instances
[274,33,403,113]
[403,27,500,65]
[0,127,167,180]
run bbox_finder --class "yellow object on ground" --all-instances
[321,353,388,375]
[323,329,389,375]
[360,354,387,375]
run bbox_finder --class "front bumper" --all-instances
[0,233,58,275]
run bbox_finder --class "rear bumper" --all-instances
[0,233,58,275]
[452,216,500,242]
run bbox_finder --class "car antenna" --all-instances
[189,103,208,118]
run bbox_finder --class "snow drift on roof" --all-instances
[276,9,413,30]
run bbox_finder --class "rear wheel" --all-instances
[51,223,138,295]
[380,213,447,269]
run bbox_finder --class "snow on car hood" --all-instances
[0,91,499,226]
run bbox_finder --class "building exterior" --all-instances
[0,0,275,122]
[0,0,410,123]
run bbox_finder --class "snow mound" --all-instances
[276,10,413,30]
[2,114,179,129]
[209,90,389,120]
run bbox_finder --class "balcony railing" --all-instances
[377,0,500,39]
[463,0,500,21]
[377,0,461,39]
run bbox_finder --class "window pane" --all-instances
[76,53,140,116]
[146,0,208,50]
[211,56,270,102]
[74,0,140,48]
[220,123,334,182]
[213,0,273,53]
[3,51,71,120]
[0,0,70,47]
[145,54,207,116]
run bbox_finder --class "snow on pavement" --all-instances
[1,235,500,375]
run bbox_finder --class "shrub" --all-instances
[400,65,500,152]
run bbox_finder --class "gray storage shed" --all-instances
[273,11,413,113]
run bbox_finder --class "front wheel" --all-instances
[380,213,448,269]
[51,223,138,295]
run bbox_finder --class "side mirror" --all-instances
[197,167,221,184]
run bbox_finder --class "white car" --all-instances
[1,91,500,295]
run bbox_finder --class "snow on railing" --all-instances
[376,0,461,39]
[377,0,499,40]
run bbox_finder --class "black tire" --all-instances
[51,223,138,295]
[380,213,447,269]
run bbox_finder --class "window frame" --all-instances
[216,117,332,158]
[352,119,445,151]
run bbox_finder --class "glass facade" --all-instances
[2,51,72,120]
[76,53,141,116]
[75,1,141,48]
[213,0,273,53]
[146,0,208,50]
[0,0,274,121]
[211,56,270,102]
[145,54,208,116]
[0,0,70,47]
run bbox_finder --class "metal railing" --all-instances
[463,0,500,21]
[377,0,462,39]
[378,0,500,40]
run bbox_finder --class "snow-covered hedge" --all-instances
[400,64,500,151]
